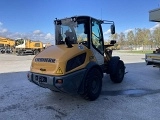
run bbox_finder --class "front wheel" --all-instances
[110,60,125,83]
[17,50,24,56]
[81,68,102,101]
[1,50,5,54]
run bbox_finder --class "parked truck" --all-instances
[15,38,44,55]
[145,48,160,68]
[0,37,15,54]
[145,8,160,68]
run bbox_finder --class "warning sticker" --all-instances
[56,67,63,74]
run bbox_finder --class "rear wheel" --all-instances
[146,60,152,65]
[82,68,102,101]
[110,60,125,83]
[33,50,39,55]
[18,50,24,56]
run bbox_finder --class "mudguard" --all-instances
[78,61,103,94]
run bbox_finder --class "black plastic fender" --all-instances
[85,62,103,77]
[108,56,120,75]
[78,61,103,94]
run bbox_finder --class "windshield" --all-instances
[15,39,24,46]
[55,18,88,45]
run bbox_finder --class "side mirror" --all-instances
[111,24,115,34]
[110,40,116,45]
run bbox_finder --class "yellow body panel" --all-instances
[31,44,96,76]
[0,37,15,47]
[26,40,43,49]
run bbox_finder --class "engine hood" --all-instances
[30,44,88,75]
[35,45,87,60]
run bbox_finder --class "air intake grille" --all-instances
[66,53,86,72]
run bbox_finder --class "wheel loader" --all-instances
[28,16,125,101]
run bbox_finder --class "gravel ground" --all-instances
[0,51,160,120]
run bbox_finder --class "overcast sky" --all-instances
[0,0,160,44]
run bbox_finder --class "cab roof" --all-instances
[54,15,102,22]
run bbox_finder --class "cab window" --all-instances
[91,20,104,54]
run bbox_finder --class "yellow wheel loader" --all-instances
[28,16,125,101]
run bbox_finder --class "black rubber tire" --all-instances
[110,60,125,83]
[34,50,39,55]
[1,50,5,54]
[146,60,152,65]
[19,51,24,56]
[50,89,60,93]
[82,68,102,101]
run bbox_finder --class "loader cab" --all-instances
[54,16,115,65]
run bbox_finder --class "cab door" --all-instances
[90,19,104,65]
